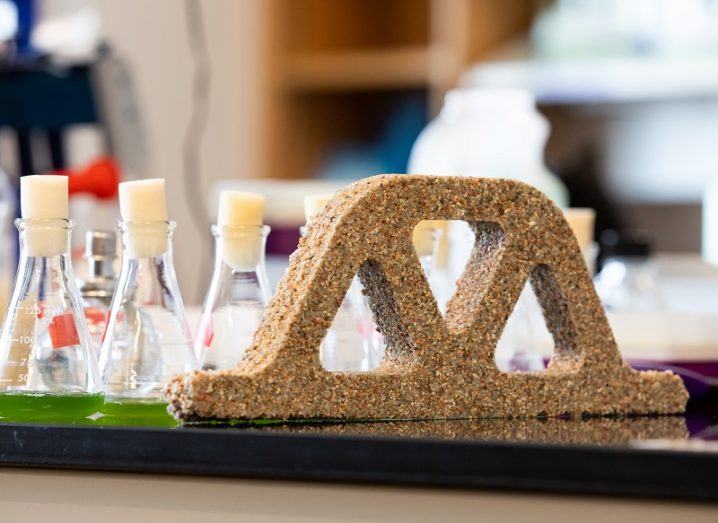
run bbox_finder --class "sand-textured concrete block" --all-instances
[165,175,687,421]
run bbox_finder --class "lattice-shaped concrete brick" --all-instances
[165,175,687,420]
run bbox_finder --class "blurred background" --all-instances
[0,0,717,325]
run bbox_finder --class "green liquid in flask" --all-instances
[0,392,104,421]
[98,399,178,427]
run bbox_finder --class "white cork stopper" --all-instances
[304,194,332,224]
[564,208,596,252]
[218,191,265,226]
[21,175,68,220]
[119,179,168,221]
[217,190,265,271]
[20,175,69,257]
[119,179,169,258]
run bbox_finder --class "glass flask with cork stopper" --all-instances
[99,179,195,419]
[195,190,271,370]
[0,175,103,420]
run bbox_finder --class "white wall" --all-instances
[39,0,265,303]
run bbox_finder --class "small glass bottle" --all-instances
[196,223,271,370]
[594,230,661,311]
[78,230,117,349]
[594,230,672,359]
[0,176,103,420]
[99,179,195,417]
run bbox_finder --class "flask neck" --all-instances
[16,218,73,258]
[209,224,271,304]
[119,220,175,260]
[114,222,180,308]
[211,224,270,273]
[225,269,269,303]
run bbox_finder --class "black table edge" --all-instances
[1,423,716,503]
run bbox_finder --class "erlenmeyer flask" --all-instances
[196,224,271,370]
[321,277,377,371]
[302,194,377,371]
[495,285,546,372]
[99,179,195,417]
[0,216,103,420]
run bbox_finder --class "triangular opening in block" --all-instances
[320,259,419,373]
[424,220,571,373]
[495,264,579,373]
[419,220,511,338]
[495,280,552,372]
[412,220,478,316]
[318,267,380,372]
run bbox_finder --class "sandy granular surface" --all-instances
[165,175,687,421]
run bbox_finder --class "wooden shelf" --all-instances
[280,0,430,53]
[282,46,432,91]
[259,0,536,179]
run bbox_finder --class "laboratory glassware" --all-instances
[99,220,195,414]
[0,167,14,323]
[495,285,546,372]
[196,224,271,370]
[413,221,446,312]
[324,278,379,372]
[299,225,378,371]
[0,218,103,419]
[408,88,568,302]
[78,230,117,349]
[703,179,718,266]
[594,231,661,311]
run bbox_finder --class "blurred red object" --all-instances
[54,157,121,200]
